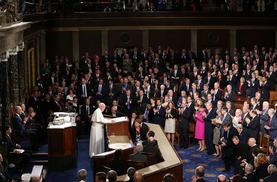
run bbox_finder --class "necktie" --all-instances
[83,85,87,97]
[87,106,89,115]
[239,83,242,92]
[98,85,102,93]
[227,130,229,138]
[127,97,130,109]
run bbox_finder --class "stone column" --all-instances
[8,54,20,104]
[142,30,149,50]
[40,30,46,63]
[191,29,198,54]
[72,31,80,61]
[275,30,277,47]
[18,51,25,102]
[230,29,237,57]
[101,30,108,54]
[0,61,10,140]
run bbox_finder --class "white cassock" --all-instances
[89,108,109,157]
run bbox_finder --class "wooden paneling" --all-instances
[79,31,102,56]
[149,30,190,50]
[236,30,276,49]
[46,31,73,60]
[197,29,230,50]
[108,30,143,50]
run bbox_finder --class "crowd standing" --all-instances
[3,44,277,181]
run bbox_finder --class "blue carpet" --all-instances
[45,138,93,182]
[43,138,232,181]
[176,145,233,181]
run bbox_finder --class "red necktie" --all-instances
[239,83,242,92]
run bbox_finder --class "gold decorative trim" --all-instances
[46,26,277,32]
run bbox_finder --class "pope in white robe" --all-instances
[89,103,110,157]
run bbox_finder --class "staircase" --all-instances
[31,152,48,166]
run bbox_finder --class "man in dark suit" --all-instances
[221,107,233,126]
[77,78,91,104]
[245,110,260,141]
[212,82,223,103]
[129,144,147,164]
[142,131,162,163]
[11,106,25,142]
[27,90,39,112]
[179,100,192,149]
[242,163,256,182]
[269,139,277,166]
[171,64,181,86]
[5,126,30,170]
[179,78,191,96]
[232,136,250,174]
[205,72,216,89]
[264,108,277,141]
[191,165,207,182]
[50,95,62,112]
[156,84,167,102]
[80,98,95,135]
[264,164,277,182]
[250,97,261,111]
[237,124,248,144]
[136,90,149,115]
[205,102,216,155]
[107,79,119,103]
[130,119,149,144]
[259,101,270,134]
[260,76,270,101]
[119,89,135,117]
[220,123,239,172]
[152,99,166,128]
[224,84,235,102]
[94,78,109,103]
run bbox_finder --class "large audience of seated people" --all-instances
[3,43,277,181]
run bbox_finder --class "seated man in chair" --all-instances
[142,130,163,164]
[129,144,148,165]
[5,126,30,170]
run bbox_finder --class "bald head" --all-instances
[262,101,269,110]
[217,174,226,182]
[248,138,256,147]
[267,164,277,175]
[134,171,143,182]
[245,163,254,174]
[268,108,275,117]
[195,165,205,178]
[15,106,22,114]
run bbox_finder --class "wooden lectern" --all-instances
[92,122,184,182]
[48,113,77,170]
[92,117,132,175]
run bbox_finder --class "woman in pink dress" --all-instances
[194,104,206,151]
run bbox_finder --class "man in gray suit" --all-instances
[221,107,232,126]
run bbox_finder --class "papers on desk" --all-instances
[48,112,77,129]
[53,112,77,123]
[105,116,129,123]
[13,149,24,153]
[94,150,115,157]
[31,165,43,178]
[108,143,132,150]
[48,122,76,129]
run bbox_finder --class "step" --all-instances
[32,152,48,156]
[31,160,48,165]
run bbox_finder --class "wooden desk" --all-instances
[48,121,77,170]
[92,123,184,181]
